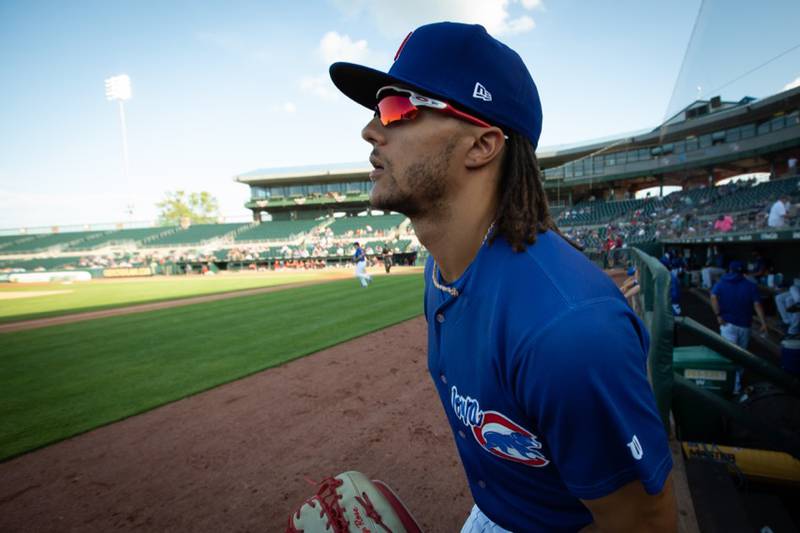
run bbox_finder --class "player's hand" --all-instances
[759,323,768,335]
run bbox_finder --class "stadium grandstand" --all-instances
[1,85,798,280]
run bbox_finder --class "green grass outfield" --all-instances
[0,271,338,324]
[0,273,423,462]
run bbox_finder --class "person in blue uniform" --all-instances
[353,241,372,287]
[330,22,676,532]
[711,260,767,349]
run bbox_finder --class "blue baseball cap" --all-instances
[329,22,543,150]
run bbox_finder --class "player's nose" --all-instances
[361,117,386,146]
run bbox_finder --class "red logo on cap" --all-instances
[394,31,413,61]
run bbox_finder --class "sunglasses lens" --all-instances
[376,95,418,126]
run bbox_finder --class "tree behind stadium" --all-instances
[156,191,220,227]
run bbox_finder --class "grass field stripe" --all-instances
[0,270,381,324]
[0,278,351,333]
[0,274,424,462]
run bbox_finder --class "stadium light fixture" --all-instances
[105,74,132,182]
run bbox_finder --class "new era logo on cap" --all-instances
[472,82,492,102]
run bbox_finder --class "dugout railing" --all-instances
[624,248,800,459]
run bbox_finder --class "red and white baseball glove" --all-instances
[286,471,423,533]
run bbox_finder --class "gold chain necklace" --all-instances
[431,221,495,298]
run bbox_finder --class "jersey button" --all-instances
[440,374,447,384]
[436,313,445,323]
[458,430,466,439]
[478,480,487,489]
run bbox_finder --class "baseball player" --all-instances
[353,241,372,287]
[331,22,676,532]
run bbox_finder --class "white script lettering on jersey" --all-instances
[451,385,484,427]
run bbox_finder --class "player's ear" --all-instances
[464,127,505,170]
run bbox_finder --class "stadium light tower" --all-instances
[105,74,132,181]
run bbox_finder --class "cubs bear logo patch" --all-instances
[472,411,549,467]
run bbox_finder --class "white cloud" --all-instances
[331,0,541,38]
[503,15,536,35]
[300,76,340,101]
[784,76,800,91]
[518,0,544,10]
[318,31,371,64]
[283,102,297,113]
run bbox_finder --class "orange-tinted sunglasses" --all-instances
[375,85,493,129]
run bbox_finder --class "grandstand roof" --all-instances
[234,161,370,186]
[234,86,800,188]
[538,86,799,167]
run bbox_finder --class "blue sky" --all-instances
[1,0,798,230]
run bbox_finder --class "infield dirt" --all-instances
[0,316,473,532]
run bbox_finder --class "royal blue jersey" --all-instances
[711,273,761,328]
[424,231,672,532]
[353,247,366,262]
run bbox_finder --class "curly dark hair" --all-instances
[491,130,576,252]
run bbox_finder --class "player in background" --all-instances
[382,245,393,274]
[711,260,768,350]
[353,241,372,288]
[331,21,676,532]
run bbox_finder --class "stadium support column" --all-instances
[658,175,664,197]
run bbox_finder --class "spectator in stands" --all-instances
[710,260,768,350]
[775,278,800,338]
[713,214,733,232]
[603,234,615,268]
[767,195,790,228]
[789,156,798,175]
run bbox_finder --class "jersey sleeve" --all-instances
[518,299,672,500]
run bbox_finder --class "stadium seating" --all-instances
[558,199,645,226]
[234,220,321,242]
[6,177,794,270]
[0,256,83,271]
[700,175,800,214]
[0,231,107,254]
[66,227,174,251]
[328,214,407,236]
[145,223,247,247]
[392,239,412,252]
[0,235,33,251]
